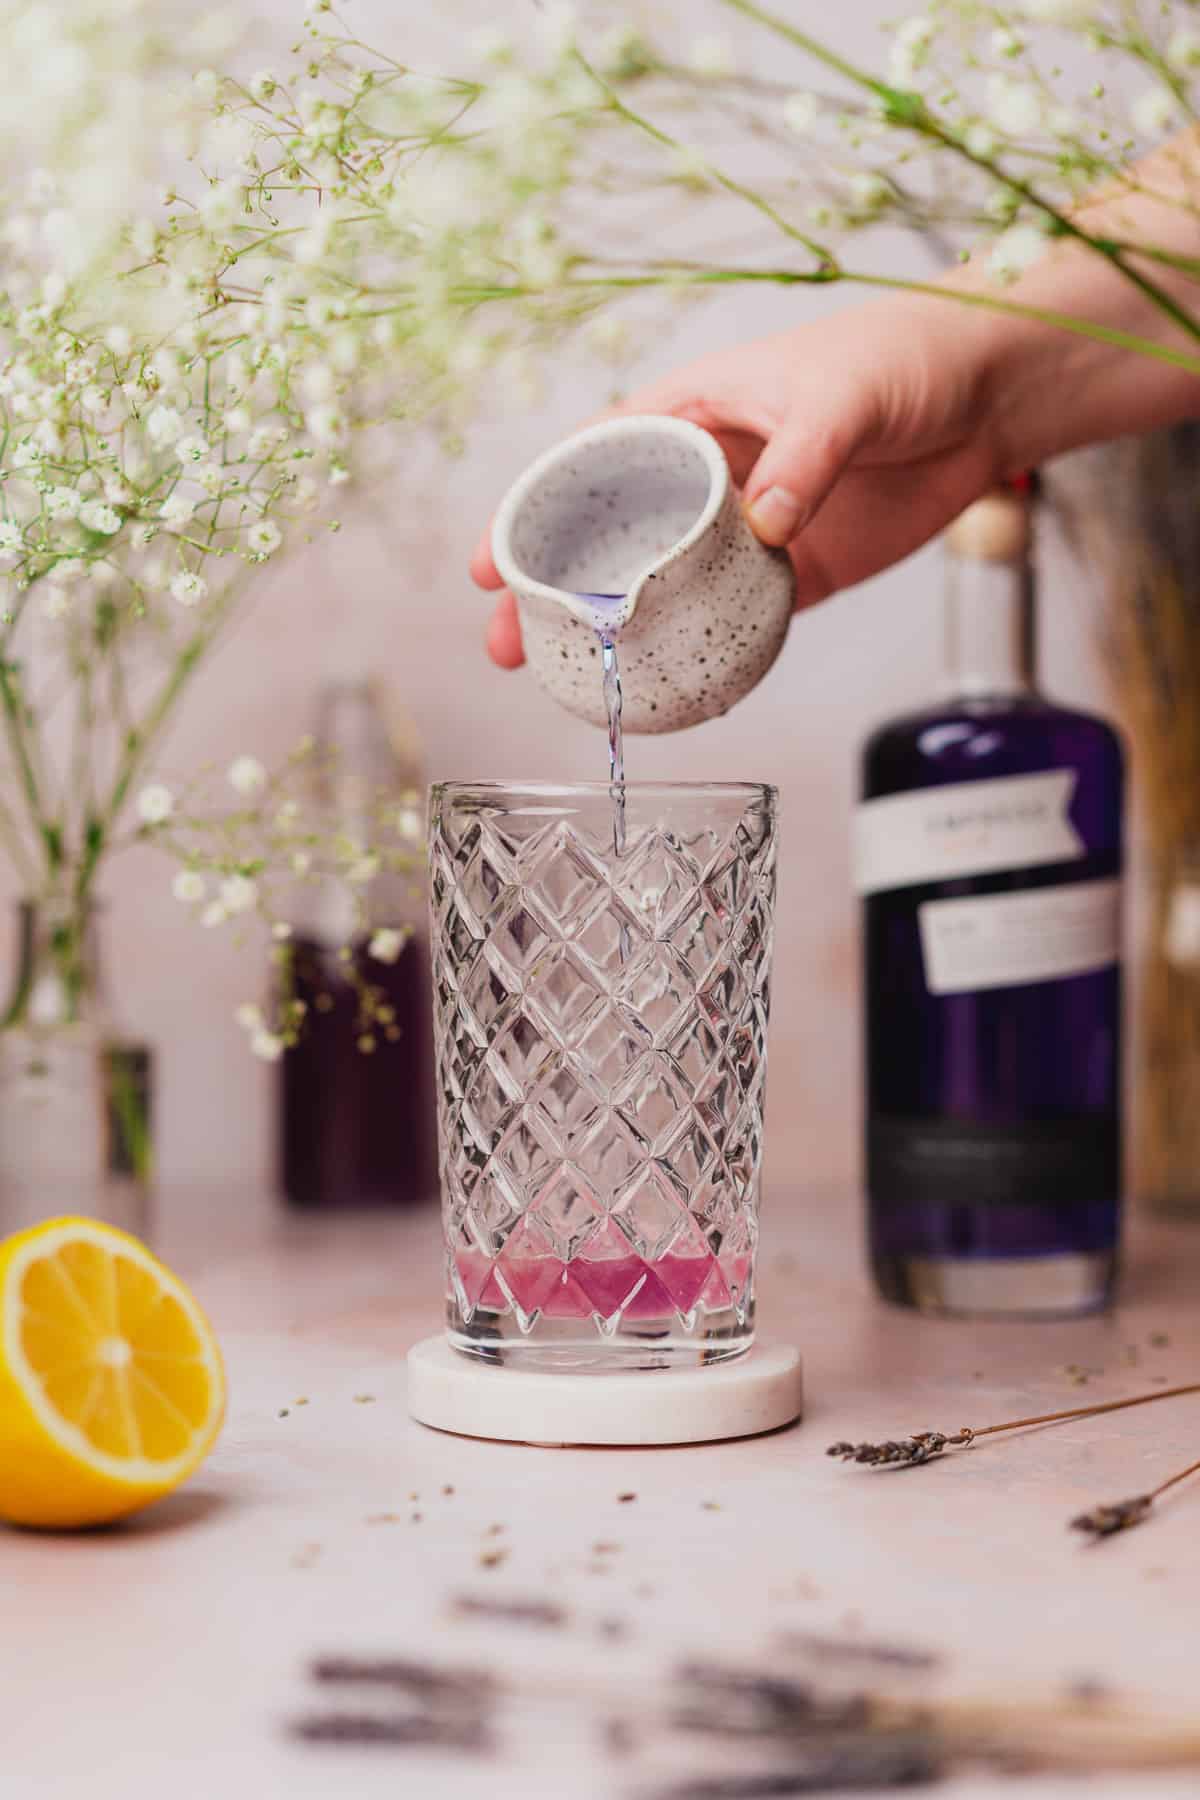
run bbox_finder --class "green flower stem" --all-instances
[576,49,835,271]
[720,0,1200,349]
[0,654,56,882]
[843,270,1200,373]
[359,262,1200,374]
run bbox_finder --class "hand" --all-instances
[470,287,1007,669]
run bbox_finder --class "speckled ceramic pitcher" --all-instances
[491,415,795,734]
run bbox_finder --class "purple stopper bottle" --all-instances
[859,484,1123,1316]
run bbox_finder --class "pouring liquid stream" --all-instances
[579,592,627,859]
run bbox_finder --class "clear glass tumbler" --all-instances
[428,781,777,1370]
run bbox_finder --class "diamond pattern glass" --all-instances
[429,782,777,1370]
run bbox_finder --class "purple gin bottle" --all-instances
[858,484,1123,1317]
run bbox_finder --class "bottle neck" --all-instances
[943,552,1036,700]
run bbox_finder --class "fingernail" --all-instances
[746,485,803,546]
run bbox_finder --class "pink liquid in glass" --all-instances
[452,1246,751,1325]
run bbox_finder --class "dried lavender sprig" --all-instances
[1071,1452,1200,1539]
[828,1381,1200,1470]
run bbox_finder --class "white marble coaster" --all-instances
[406,1337,803,1447]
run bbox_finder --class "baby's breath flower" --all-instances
[250,1027,284,1062]
[44,486,81,520]
[889,15,935,85]
[1016,0,1093,21]
[964,123,998,158]
[291,850,313,877]
[1168,28,1200,73]
[247,520,282,557]
[782,92,819,137]
[138,783,174,825]
[247,425,286,459]
[0,521,25,562]
[1131,88,1177,140]
[104,326,131,358]
[201,901,228,929]
[48,556,87,586]
[305,403,344,445]
[990,28,1024,58]
[848,172,890,215]
[175,434,209,464]
[368,927,404,964]
[170,569,208,606]
[347,852,380,884]
[235,1001,263,1031]
[272,921,292,941]
[987,74,1042,136]
[689,36,733,78]
[161,493,196,526]
[79,500,121,534]
[248,70,277,101]
[396,805,424,841]
[990,220,1047,280]
[220,873,258,913]
[173,869,205,903]
[147,404,185,447]
[229,754,267,796]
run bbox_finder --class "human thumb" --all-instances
[742,395,873,548]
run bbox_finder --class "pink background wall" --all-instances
[4,2,1113,1205]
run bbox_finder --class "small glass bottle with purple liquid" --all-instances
[859,483,1123,1317]
[279,679,438,1211]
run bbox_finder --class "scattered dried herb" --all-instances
[478,1548,509,1570]
[295,1396,310,1406]
[597,1617,630,1643]
[311,1656,492,1699]
[483,1523,506,1537]
[294,1647,1200,1781]
[366,1512,400,1525]
[442,1484,456,1496]
[646,1736,942,1798]
[776,1632,940,1673]
[449,1594,567,1629]
[617,1491,637,1504]
[602,1715,636,1757]
[411,1512,423,1524]
[592,1541,620,1555]
[701,1501,722,1513]
[670,1663,870,1737]
[1150,1332,1171,1348]
[829,1380,1200,1470]
[277,1408,290,1419]
[292,1713,490,1751]
[1071,1453,1200,1539]
[353,1394,376,1405]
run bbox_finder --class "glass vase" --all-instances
[0,899,153,1238]
[429,781,778,1372]
[1135,853,1200,1215]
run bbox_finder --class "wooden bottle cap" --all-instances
[944,489,1030,562]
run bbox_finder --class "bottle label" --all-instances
[856,770,1084,895]
[917,877,1120,996]
[868,1116,1118,1209]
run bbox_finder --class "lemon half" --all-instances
[0,1216,226,1528]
